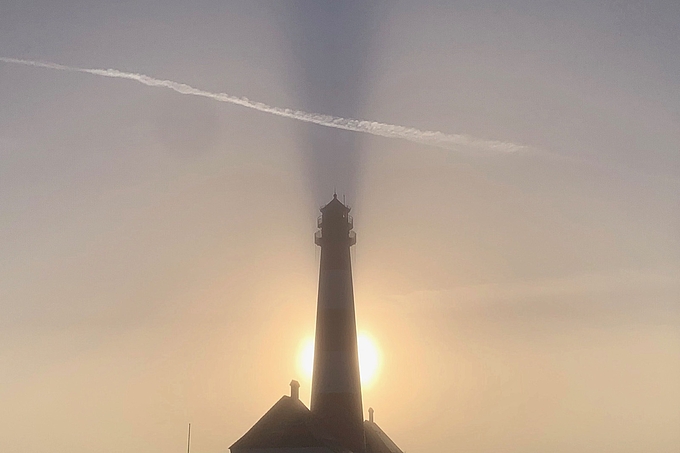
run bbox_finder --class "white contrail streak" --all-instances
[0,57,525,153]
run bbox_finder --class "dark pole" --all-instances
[187,423,191,453]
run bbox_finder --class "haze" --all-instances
[1,2,678,453]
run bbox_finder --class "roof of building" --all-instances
[230,384,404,453]
[229,396,351,453]
[364,420,404,453]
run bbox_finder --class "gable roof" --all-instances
[364,420,404,453]
[230,396,351,453]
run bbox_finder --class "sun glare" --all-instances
[298,334,380,387]
[300,338,315,379]
[358,334,380,386]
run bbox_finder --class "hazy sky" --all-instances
[1,2,678,453]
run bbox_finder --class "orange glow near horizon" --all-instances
[298,333,380,388]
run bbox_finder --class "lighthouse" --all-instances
[229,195,403,453]
[311,194,364,452]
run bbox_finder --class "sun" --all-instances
[300,338,315,379]
[357,334,380,386]
[298,333,380,387]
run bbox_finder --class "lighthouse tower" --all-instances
[230,195,403,453]
[311,194,364,453]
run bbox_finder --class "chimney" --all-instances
[368,407,374,423]
[311,194,364,452]
[290,380,300,401]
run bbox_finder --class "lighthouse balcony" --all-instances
[313,230,356,246]
[316,215,353,230]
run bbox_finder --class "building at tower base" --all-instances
[229,195,403,453]
[230,382,403,453]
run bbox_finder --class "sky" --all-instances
[0,1,679,452]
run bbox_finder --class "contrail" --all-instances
[0,57,525,153]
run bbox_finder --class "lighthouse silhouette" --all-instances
[311,193,364,452]
[230,195,402,453]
